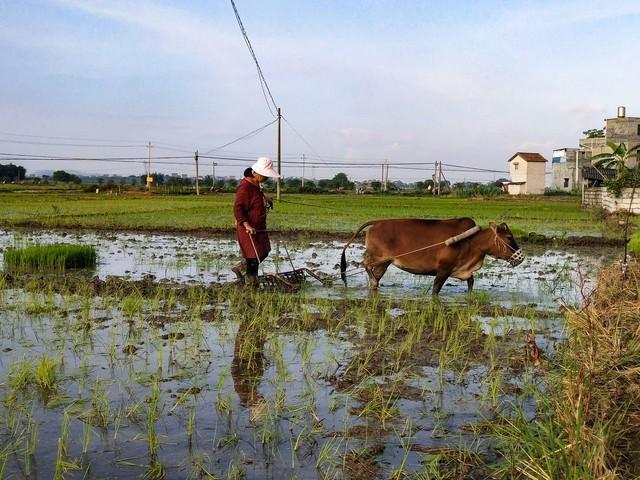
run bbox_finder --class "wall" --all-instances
[552,162,576,190]
[509,157,527,183]
[507,183,523,195]
[525,161,546,194]
[583,187,640,213]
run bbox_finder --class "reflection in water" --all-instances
[231,319,266,406]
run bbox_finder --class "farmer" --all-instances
[233,157,279,286]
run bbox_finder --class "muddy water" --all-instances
[0,229,620,478]
[0,229,616,307]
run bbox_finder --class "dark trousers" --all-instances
[245,256,267,276]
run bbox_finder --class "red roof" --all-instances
[507,152,548,163]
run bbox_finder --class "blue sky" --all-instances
[1,0,639,182]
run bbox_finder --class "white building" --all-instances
[506,152,547,195]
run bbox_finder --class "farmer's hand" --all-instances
[265,196,274,210]
[243,222,256,235]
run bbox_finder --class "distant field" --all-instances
[0,189,617,239]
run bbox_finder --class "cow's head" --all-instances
[488,222,524,266]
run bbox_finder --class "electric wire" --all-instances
[202,119,277,155]
[229,0,278,116]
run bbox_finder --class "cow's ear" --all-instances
[498,223,508,232]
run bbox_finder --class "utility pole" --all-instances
[194,150,200,196]
[276,107,282,201]
[147,142,152,192]
[301,154,305,188]
[212,161,217,186]
[381,163,385,192]
[384,159,389,192]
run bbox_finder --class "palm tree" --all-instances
[592,141,639,177]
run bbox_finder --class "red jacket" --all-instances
[233,179,271,259]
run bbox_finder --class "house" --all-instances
[580,106,640,167]
[551,148,591,191]
[506,152,547,195]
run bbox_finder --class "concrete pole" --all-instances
[195,150,200,195]
[147,141,152,192]
[301,154,305,188]
[277,107,282,201]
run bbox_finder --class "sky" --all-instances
[1,0,639,183]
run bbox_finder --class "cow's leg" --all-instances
[432,272,449,296]
[365,260,391,289]
[467,275,474,293]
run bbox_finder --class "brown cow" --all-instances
[340,218,523,295]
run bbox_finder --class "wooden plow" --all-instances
[258,268,331,292]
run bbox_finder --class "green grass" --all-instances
[0,190,619,238]
[629,231,640,256]
[3,244,96,272]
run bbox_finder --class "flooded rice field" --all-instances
[0,229,617,478]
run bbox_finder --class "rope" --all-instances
[364,225,481,268]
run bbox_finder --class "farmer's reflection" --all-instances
[231,319,266,406]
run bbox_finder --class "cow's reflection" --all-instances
[231,319,266,406]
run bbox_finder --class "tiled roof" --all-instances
[508,152,548,163]
[582,167,616,180]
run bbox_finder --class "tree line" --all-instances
[0,163,26,182]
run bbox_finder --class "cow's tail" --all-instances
[341,221,378,286]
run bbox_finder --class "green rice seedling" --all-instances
[316,436,343,478]
[4,244,96,272]
[120,292,145,321]
[356,382,400,428]
[54,411,80,479]
[147,376,162,459]
[7,359,34,392]
[34,356,60,395]
[216,431,240,449]
[227,457,245,480]
[390,418,416,480]
[22,415,38,478]
[190,453,216,479]
[144,457,166,480]
[80,379,111,428]
[186,407,196,449]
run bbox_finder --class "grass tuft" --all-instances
[4,243,96,272]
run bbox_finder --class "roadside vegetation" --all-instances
[492,260,640,479]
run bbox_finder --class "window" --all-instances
[637,124,640,136]
[564,178,569,188]
[513,162,519,170]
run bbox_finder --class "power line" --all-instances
[201,119,277,155]
[281,115,332,169]
[0,139,143,148]
[229,0,278,116]
[0,151,509,173]
[0,131,141,143]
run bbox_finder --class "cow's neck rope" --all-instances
[489,225,518,253]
